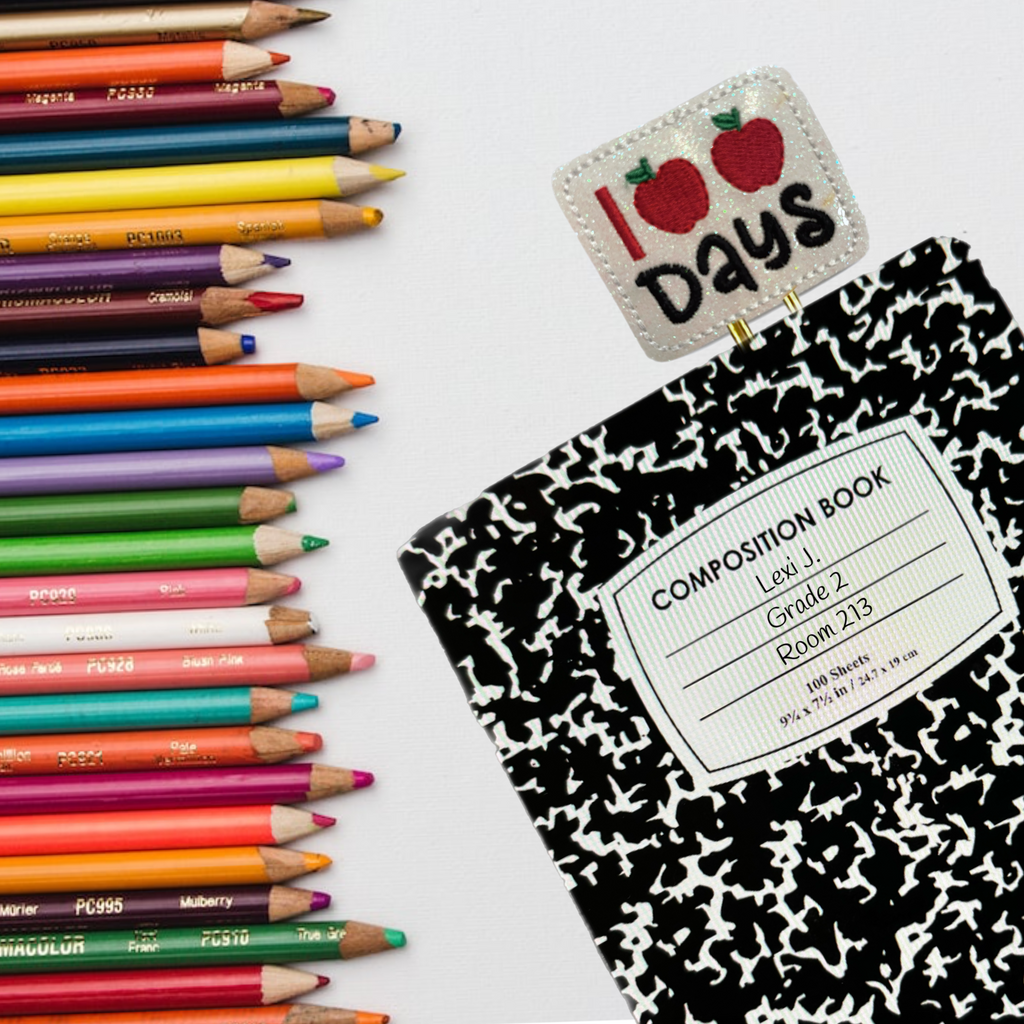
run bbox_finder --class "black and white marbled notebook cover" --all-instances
[399,238,1024,1023]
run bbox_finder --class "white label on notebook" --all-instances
[600,416,1015,785]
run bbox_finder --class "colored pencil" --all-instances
[0,404,375,458]
[0,487,296,535]
[0,1007,390,1024]
[0,687,317,734]
[0,247,289,294]
[0,156,403,216]
[0,645,370,696]
[0,885,331,932]
[0,42,287,92]
[0,920,405,972]
[0,805,335,856]
[0,287,302,335]
[0,846,332,894]
[0,3,327,50]
[0,81,334,134]
[0,119,401,175]
[0,606,316,655]
[0,329,255,375]
[0,965,326,1014]
[0,725,322,774]
[0,447,345,496]
[0,525,329,575]
[0,200,382,255]
[0,364,373,416]
[0,765,372,814]
[0,567,299,616]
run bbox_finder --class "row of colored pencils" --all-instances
[0,2,404,1021]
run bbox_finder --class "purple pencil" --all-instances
[0,445,344,496]
[0,245,289,296]
[0,885,330,932]
[0,764,374,815]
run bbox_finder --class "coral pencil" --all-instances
[0,447,344,497]
[0,567,298,617]
[0,805,335,856]
[0,526,329,575]
[0,3,326,50]
[0,329,255,375]
[0,119,401,174]
[0,200,382,256]
[0,364,372,415]
[0,885,331,932]
[0,42,287,92]
[0,965,326,1014]
[0,81,335,134]
[0,606,316,656]
[0,247,288,295]
[0,725,322,774]
[0,404,374,458]
[0,687,317,734]
[0,921,405,972]
[0,765,372,814]
[0,156,402,217]
[0,1007,389,1024]
[0,846,332,894]
[0,645,368,696]
[0,287,302,335]
[0,487,296,535]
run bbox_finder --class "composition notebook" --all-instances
[399,237,1024,1023]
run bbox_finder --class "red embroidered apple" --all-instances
[624,156,709,235]
[710,107,784,193]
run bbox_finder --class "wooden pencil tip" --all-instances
[295,8,331,23]
[363,207,384,228]
[369,165,405,182]
[298,731,323,752]
[271,51,290,65]
[319,86,337,105]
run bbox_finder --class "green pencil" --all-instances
[0,686,317,735]
[0,524,327,576]
[0,486,296,537]
[0,920,406,973]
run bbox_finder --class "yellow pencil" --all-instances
[0,156,404,217]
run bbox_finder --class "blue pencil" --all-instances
[0,118,401,174]
[0,403,377,457]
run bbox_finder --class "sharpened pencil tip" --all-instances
[291,692,319,712]
[285,576,302,595]
[384,928,407,949]
[250,291,303,312]
[353,770,375,789]
[270,51,290,65]
[294,8,330,24]
[316,974,331,988]
[362,207,384,228]
[350,651,376,671]
[351,412,379,429]
[337,370,375,388]
[393,123,402,140]
[301,534,330,552]
[264,253,291,269]
[306,452,345,473]
[318,86,337,105]
[311,891,332,911]
[369,164,405,182]
[241,334,257,354]
[297,731,322,752]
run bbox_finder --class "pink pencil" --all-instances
[0,568,299,617]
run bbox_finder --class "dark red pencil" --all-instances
[0,287,302,335]
[0,81,334,134]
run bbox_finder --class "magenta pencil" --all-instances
[0,567,299,617]
[0,764,374,815]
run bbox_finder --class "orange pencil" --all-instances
[0,805,334,856]
[0,845,332,893]
[0,41,287,91]
[0,200,382,257]
[0,364,374,416]
[0,725,321,775]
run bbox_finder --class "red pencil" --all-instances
[0,287,301,335]
[0,965,326,1013]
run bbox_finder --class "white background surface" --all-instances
[253,2,1024,1021]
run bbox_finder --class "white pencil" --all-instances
[0,605,316,656]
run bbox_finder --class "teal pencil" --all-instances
[0,686,317,735]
